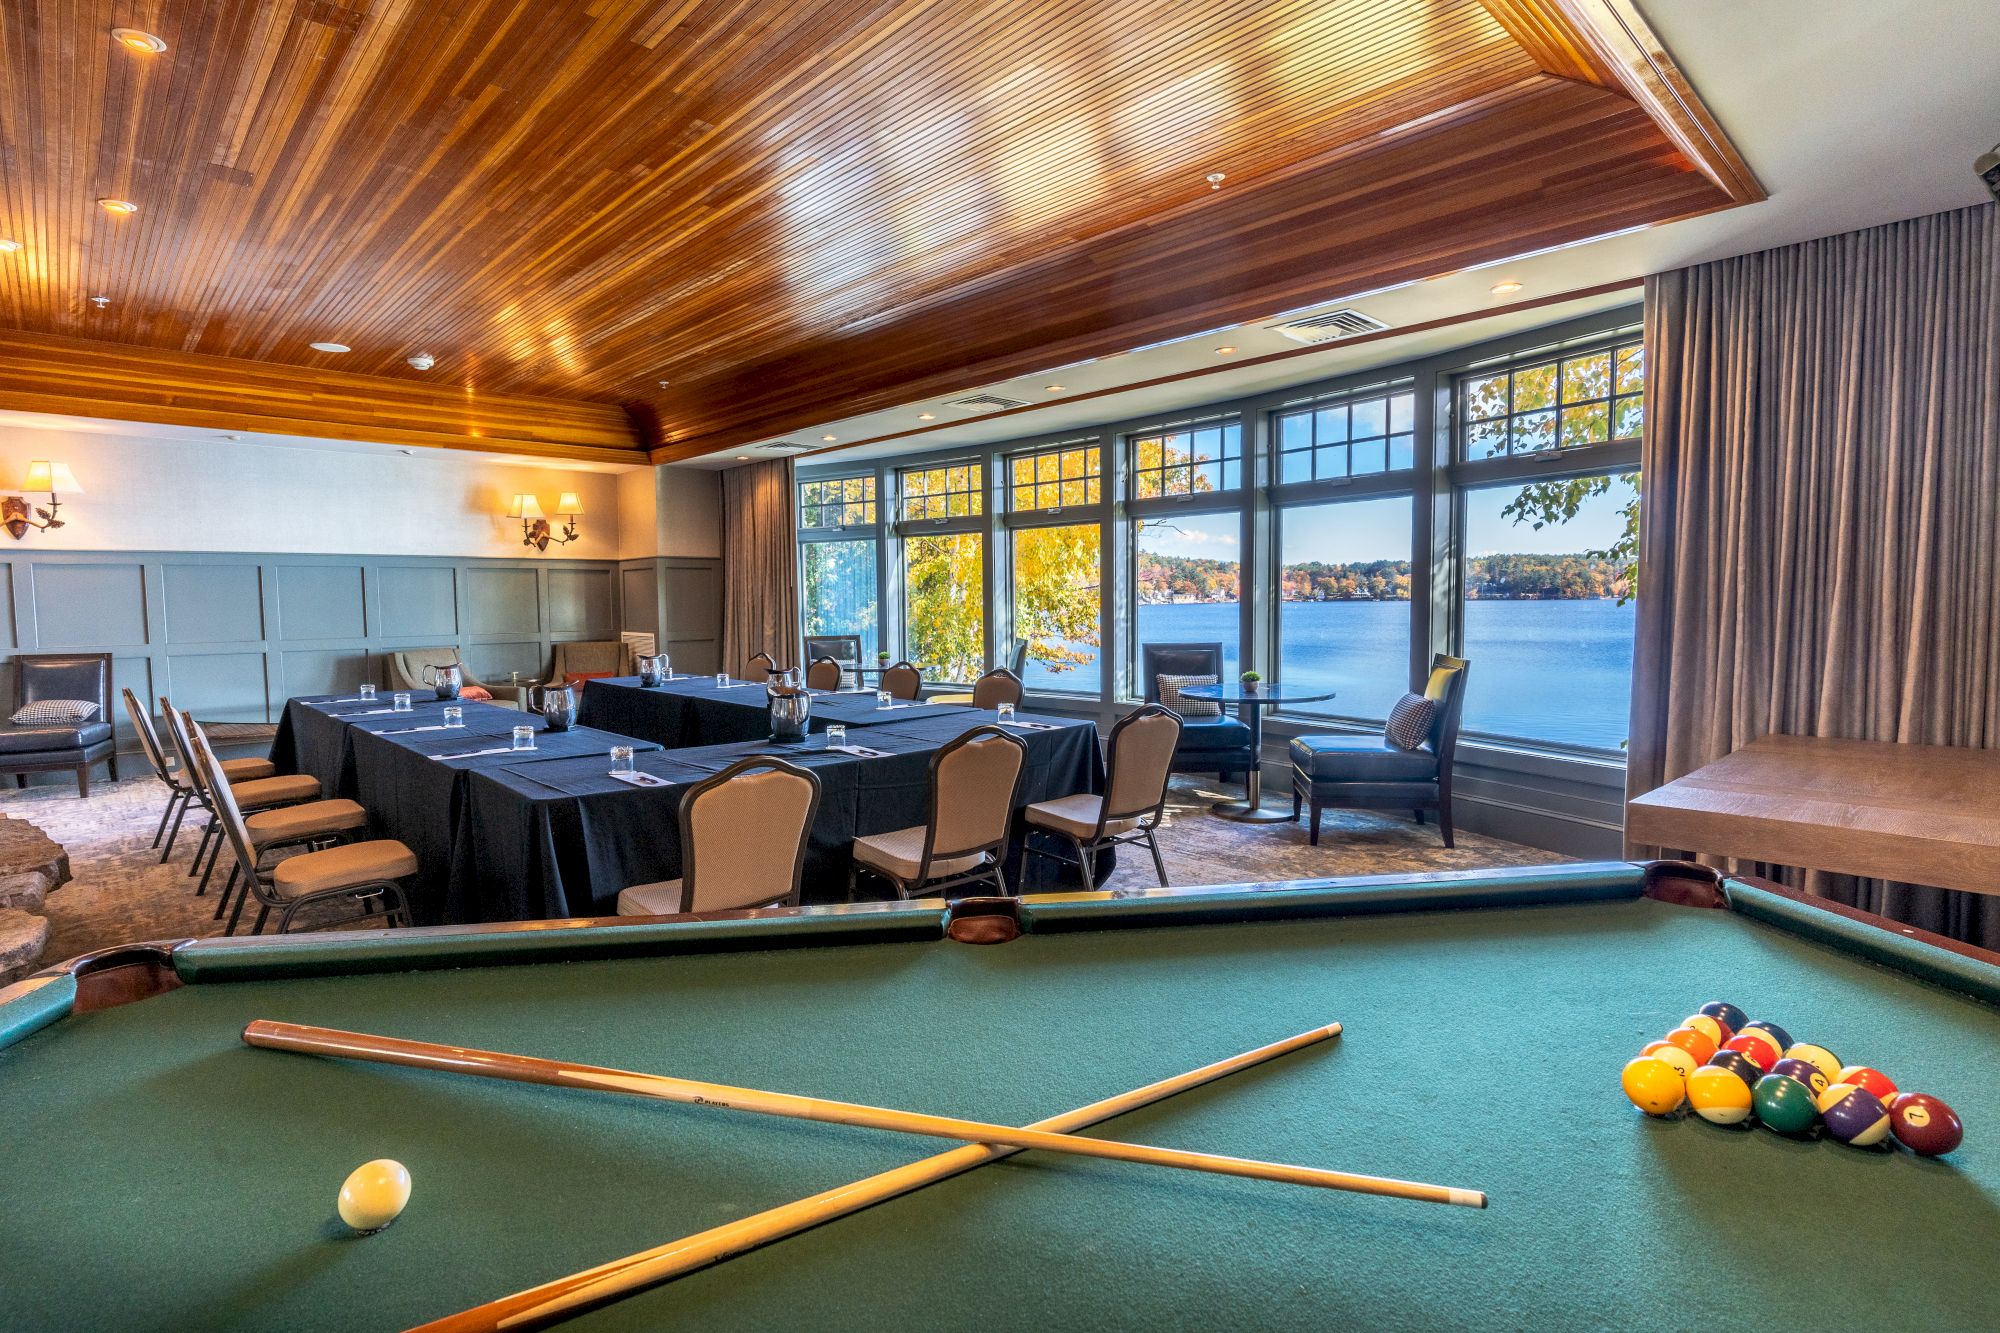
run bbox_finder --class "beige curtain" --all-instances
[720,459,801,676]
[1629,202,2000,945]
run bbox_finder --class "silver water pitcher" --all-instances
[637,653,665,687]
[539,683,577,732]
[422,660,464,700]
[767,671,811,742]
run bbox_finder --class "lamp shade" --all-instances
[556,491,583,516]
[507,493,545,520]
[22,460,82,495]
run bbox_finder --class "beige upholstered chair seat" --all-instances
[852,826,987,881]
[615,880,684,916]
[220,756,276,782]
[270,840,418,898]
[1025,794,1138,840]
[246,799,367,847]
[230,773,322,808]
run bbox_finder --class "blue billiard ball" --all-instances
[1740,1019,1793,1052]
[1817,1083,1892,1147]
[1699,1001,1749,1032]
[1769,1057,1830,1096]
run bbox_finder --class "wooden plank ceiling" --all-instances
[0,0,1756,463]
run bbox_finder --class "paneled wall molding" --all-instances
[617,556,723,677]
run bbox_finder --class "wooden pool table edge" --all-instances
[5,861,1997,1052]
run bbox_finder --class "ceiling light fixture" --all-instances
[1205,172,1226,190]
[736,455,750,461]
[406,352,435,371]
[111,28,168,54]
[1046,384,1065,392]
[918,412,936,420]
[97,198,139,215]
[822,434,837,441]
[309,341,351,353]
[1490,280,1524,295]
[1215,346,1237,355]
[89,295,110,309]
[0,239,20,254]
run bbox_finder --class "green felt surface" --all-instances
[3,895,1998,1330]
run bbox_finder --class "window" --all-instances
[1460,475,1638,751]
[902,531,984,681]
[898,462,983,520]
[1277,387,1414,484]
[802,540,878,660]
[1461,338,1643,460]
[1134,513,1240,681]
[1007,441,1100,511]
[1132,421,1242,498]
[1012,524,1101,691]
[1277,496,1413,722]
[799,476,876,529]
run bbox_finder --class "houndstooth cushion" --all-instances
[10,698,99,726]
[1156,674,1220,718]
[1383,692,1437,752]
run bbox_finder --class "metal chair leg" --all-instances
[251,905,271,935]
[160,796,191,861]
[187,821,215,876]
[213,865,241,920]
[151,790,182,847]
[1145,829,1169,887]
[224,881,253,935]
[1070,835,1096,892]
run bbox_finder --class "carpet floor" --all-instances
[3,773,1567,966]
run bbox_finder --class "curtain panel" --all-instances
[720,459,801,676]
[1631,202,2000,945]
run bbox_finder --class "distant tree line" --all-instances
[1137,551,1628,602]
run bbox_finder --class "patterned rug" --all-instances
[2,774,1566,967]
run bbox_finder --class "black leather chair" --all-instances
[0,653,118,796]
[1139,642,1254,781]
[1288,654,1470,847]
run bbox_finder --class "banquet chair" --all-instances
[615,757,823,916]
[747,651,779,681]
[1290,654,1470,848]
[881,660,923,700]
[803,634,863,686]
[971,668,1023,710]
[122,688,274,861]
[805,656,845,692]
[1025,705,1181,890]
[849,725,1025,899]
[1140,641,1255,782]
[186,727,413,936]
[159,701,322,893]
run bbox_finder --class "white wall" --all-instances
[0,423,631,559]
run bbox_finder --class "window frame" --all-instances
[893,457,986,532]
[1127,414,1245,506]
[1003,437,1105,518]
[1270,379,1417,495]
[796,473,879,532]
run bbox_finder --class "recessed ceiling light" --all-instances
[918,412,936,421]
[111,28,168,54]
[821,434,837,442]
[657,379,670,388]
[736,455,750,461]
[1215,346,1237,355]
[89,295,110,308]
[1046,384,1065,392]
[97,198,139,215]
[1205,172,1226,190]
[1490,280,1524,295]
[0,239,20,254]
[309,341,351,353]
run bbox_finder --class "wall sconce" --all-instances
[508,492,582,552]
[3,461,82,540]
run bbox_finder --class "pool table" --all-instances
[3,862,1997,1330]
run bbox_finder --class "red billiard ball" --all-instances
[1890,1093,1963,1156]
[1722,1034,1778,1072]
[1837,1065,1898,1106]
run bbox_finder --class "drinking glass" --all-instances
[715,672,730,687]
[358,684,377,702]
[511,725,536,751]
[997,702,1016,724]
[610,745,635,775]
[876,689,892,708]
[826,724,847,749]
[660,655,671,679]
[392,692,413,713]
[443,706,464,729]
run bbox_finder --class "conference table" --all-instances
[576,672,980,748]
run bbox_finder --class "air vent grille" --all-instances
[1270,308,1390,344]
[757,441,816,454]
[947,392,1029,411]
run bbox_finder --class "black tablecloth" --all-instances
[577,676,978,749]
[447,710,1106,922]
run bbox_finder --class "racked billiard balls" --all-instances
[1752,1073,1820,1135]
[1687,1065,1754,1125]
[1699,1001,1749,1032]
[1836,1065,1898,1107]
[1769,1057,1829,1097]
[1784,1042,1841,1083]
[1707,1049,1766,1089]
[1681,1015,1729,1047]
[1816,1082,1892,1147]
[1889,1093,1963,1157]
[1740,1019,1793,1053]
[1721,1034,1778,1072]
[1640,1041,1699,1080]
[1663,1026,1718,1064]
[1622,1056,1687,1116]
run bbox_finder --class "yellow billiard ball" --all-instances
[338,1159,412,1235]
[1686,1065,1754,1125]
[1622,1056,1687,1116]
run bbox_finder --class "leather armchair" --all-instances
[547,639,637,683]
[1289,653,1470,847]
[1139,641,1254,781]
[383,648,525,709]
[0,653,118,796]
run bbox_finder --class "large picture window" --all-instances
[1134,513,1240,681]
[1277,387,1414,484]
[1461,338,1643,460]
[802,540,878,660]
[1277,496,1413,722]
[903,531,984,682]
[1011,523,1102,691]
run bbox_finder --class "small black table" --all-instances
[1179,681,1334,822]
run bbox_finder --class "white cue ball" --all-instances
[337,1159,412,1234]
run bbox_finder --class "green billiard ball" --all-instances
[1752,1073,1820,1135]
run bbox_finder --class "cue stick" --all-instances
[244,1020,1484,1208]
[407,1022,1349,1333]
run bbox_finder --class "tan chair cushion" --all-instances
[270,839,417,898]
[220,756,277,781]
[230,773,322,808]
[616,880,684,916]
[246,799,367,847]
[852,826,986,883]
[1025,794,1138,840]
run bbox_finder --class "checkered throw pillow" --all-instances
[10,698,99,726]
[1383,692,1437,752]
[1156,674,1221,718]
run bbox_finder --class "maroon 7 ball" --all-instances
[1890,1093,1964,1156]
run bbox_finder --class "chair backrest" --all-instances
[17,652,111,714]
[122,687,179,787]
[746,651,778,681]
[678,756,822,912]
[157,697,209,800]
[805,657,845,691]
[882,661,922,700]
[181,717,262,887]
[1138,642,1222,704]
[923,726,1026,870]
[1007,638,1029,675]
[550,639,635,679]
[803,635,862,668]
[387,647,465,693]
[1423,654,1471,762]
[971,668,1023,710]
[1103,705,1183,823]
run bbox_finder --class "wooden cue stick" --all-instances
[244,1020,1482,1207]
[407,1022,1347,1333]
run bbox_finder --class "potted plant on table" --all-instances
[1239,670,1262,694]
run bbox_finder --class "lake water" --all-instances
[1023,599,1635,751]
